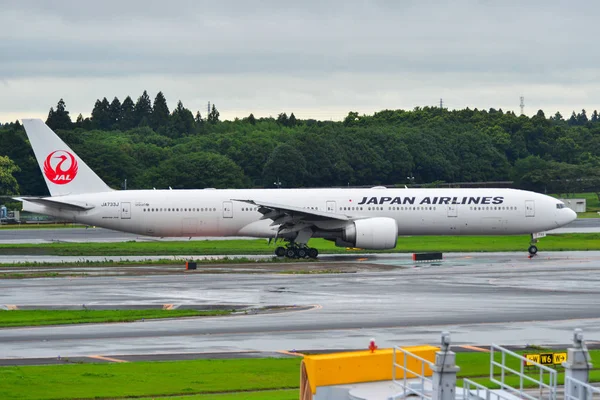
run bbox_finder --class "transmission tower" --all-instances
[440,98,443,109]
[520,96,524,115]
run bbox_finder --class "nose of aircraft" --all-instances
[557,207,577,227]
[567,208,577,223]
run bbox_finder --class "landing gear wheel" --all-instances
[275,247,286,257]
[528,245,538,256]
[297,248,308,258]
[285,248,297,258]
[307,248,319,259]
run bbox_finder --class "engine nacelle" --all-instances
[342,217,398,250]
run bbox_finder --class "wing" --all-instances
[232,199,352,237]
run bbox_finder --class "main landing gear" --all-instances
[275,243,319,259]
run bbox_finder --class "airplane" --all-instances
[16,119,576,258]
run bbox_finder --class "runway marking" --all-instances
[460,345,490,352]
[88,355,129,363]
[276,350,305,356]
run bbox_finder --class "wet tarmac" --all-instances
[1,251,600,360]
[0,217,598,244]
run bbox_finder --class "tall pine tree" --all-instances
[91,97,111,130]
[46,99,72,130]
[577,109,588,125]
[288,112,297,127]
[134,90,152,127]
[276,112,288,126]
[207,104,220,124]
[170,100,195,136]
[120,96,135,130]
[108,97,122,130]
[151,91,170,130]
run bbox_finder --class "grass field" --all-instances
[577,212,600,218]
[0,309,233,327]
[1,233,600,257]
[0,358,301,400]
[1,351,599,400]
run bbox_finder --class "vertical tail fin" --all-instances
[21,119,113,196]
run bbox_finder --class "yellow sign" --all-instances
[525,352,567,366]
[553,353,567,364]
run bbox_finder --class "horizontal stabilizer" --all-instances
[15,197,95,211]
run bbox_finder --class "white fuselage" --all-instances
[23,188,575,239]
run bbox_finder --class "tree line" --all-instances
[45,91,221,137]
[1,91,600,199]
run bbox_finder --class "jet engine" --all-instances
[340,217,398,249]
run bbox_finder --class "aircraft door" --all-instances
[525,200,535,217]
[121,202,131,219]
[222,201,233,218]
[326,201,337,212]
[447,204,458,217]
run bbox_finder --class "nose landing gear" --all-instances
[528,244,538,257]
[528,232,544,258]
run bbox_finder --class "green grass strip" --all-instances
[0,309,232,328]
[1,234,600,256]
[0,358,301,400]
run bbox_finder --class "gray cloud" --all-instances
[1,1,599,122]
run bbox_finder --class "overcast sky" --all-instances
[1,1,599,123]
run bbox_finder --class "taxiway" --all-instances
[1,251,599,360]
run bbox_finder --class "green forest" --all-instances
[1,91,600,197]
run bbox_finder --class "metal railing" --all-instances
[463,378,516,400]
[565,376,600,400]
[490,344,558,400]
[391,345,434,400]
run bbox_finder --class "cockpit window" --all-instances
[556,204,565,209]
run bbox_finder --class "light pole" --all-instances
[274,177,282,189]
[406,174,415,186]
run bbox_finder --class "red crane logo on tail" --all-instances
[43,150,78,185]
